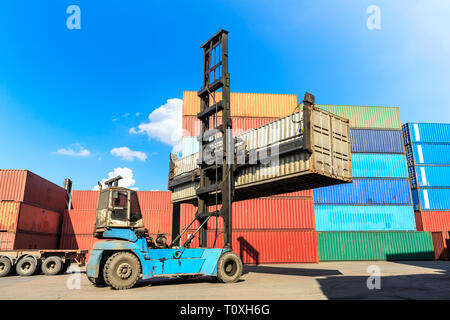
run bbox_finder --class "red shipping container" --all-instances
[60,234,99,261]
[70,191,98,210]
[271,190,313,198]
[0,170,67,212]
[180,230,318,264]
[182,116,279,137]
[0,201,61,235]
[415,211,450,232]
[180,197,315,230]
[0,231,59,250]
[431,232,450,260]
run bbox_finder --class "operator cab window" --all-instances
[111,191,128,222]
[112,191,128,208]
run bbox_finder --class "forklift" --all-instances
[86,30,243,290]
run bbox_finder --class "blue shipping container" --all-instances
[409,165,450,188]
[313,178,411,205]
[314,205,416,231]
[403,122,450,145]
[412,188,450,211]
[350,129,404,153]
[405,143,450,166]
[351,153,408,178]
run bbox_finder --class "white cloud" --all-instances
[130,98,183,153]
[55,143,90,157]
[110,147,147,162]
[93,167,137,190]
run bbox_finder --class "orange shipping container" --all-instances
[182,91,298,118]
[431,232,450,260]
[415,211,450,232]
[0,170,67,212]
[0,201,61,235]
[0,231,59,250]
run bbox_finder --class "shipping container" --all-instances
[70,191,98,210]
[0,170,67,212]
[314,205,416,231]
[182,91,298,118]
[170,105,352,203]
[315,104,401,129]
[408,165,450,188]
[412,188,450,211]
[414,211,450,232]
[180,197,315,230]
[59,234,98,261]
[0,201,61,235]
[0,231,59,250]
[317,231,434,261]
[403,123,450,145]
[180,230,318,264]
[181,137,198,157]
[350,129,404,153]
[313,178,412,205]
[351,153,408,178]
[182,116,278,138]
[431,232,450,260]
[405,143,450,166]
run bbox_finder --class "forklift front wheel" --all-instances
[216,252,243,283]
[103,251,141,290]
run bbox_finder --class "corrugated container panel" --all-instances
[271,190,313,198]
[182,137,198,157]
[182,116,278,137]
[313,179,412,205]
[59,234,99,261]
[5,232,59,250]
[0,170,67,212]
[351,153,408,178]
[409,165,450,188]
[181,198,315,230]
[314,205,416,231]
[431,232,450,260]
[137,191,171,212]
[142,210,172,235]
[182,91,298,118]
[61,210,95,235]
[315,104,401,129]
[0,232,15,250]
[412,188,450,211]
[0,201,61,234]
[0,201,20,232]
[70,191,98,210]
[317,231,434,261]
[403,123,450,145]
[414,211,450,232]
[181,230,318,264]
[406,143,450,166]
[350,129,404,153]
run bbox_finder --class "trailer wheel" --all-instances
[216,252,243,283]
[0,257,12,277]
[104,252,141,290]
[42,256,63,276]
[16,256,38,276]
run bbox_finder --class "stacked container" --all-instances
[403,123,450,259]
[0,170,67,250]
[59,191,174,260]
[313,105,434,260]
[180,91,318,263]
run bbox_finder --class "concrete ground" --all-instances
[1,260,450,299]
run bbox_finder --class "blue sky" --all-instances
[1,1,449,191]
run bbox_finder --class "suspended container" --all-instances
[314,205,416,231]
[313,178,412,205]
[350,129,404,153]
[170,104,352,204]
[317,231,434,261]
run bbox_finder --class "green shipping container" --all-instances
[317,231,434,261]
[316,104,401,129]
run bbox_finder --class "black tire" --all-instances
[88,276,106,286]
[16,256,37,277]
[0,257,12,277]
[103,252,141,290]
[42,256,63,276]
[216,251,243,283]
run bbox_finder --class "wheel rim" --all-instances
[47,261,56,271]
[224,259,238,277]
[22,262,31,272]
[116,263,132,279]
[0,263,5,272]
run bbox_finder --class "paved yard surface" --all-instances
[1,261,450,300]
